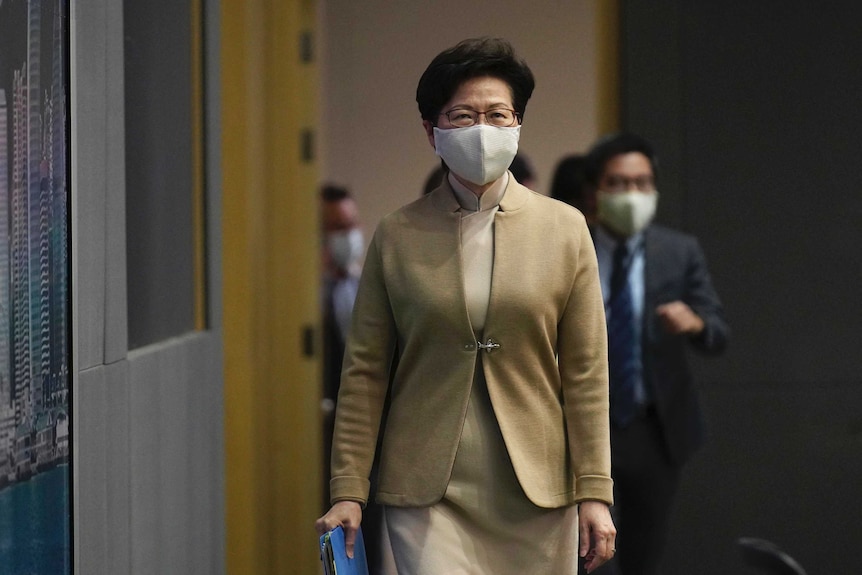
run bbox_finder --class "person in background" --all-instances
[316,37,616,574]
[320,184,392,574]
[551,153,593,223]
[583,133,729,575]
[320,184,364,506]
[321,184,363,418]
[509,151,537,190]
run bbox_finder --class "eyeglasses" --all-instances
[600,175,656,193]
[439,107,521,128]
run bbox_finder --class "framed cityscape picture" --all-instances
[0,0,73,573]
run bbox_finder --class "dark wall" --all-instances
[124,0,197,348]
[622,2,862,573]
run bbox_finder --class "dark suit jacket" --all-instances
[640,224,729,465]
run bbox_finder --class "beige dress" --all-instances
[382,174,580,575]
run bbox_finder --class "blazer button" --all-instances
[464,343,476,351]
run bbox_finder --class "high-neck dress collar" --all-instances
[448,172,508,213]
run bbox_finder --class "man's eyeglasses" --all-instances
[600,175,656,193]
[439,107,521,128]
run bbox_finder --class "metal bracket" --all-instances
[477,339,500,353]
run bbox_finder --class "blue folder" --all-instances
[319,525,369,575]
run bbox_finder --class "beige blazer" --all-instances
[330,176,613,509]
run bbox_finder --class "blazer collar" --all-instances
[428,170,530,213]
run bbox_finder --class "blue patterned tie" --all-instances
[608,242,638,427]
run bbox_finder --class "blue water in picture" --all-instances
[0,466,71,575]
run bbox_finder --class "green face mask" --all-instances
[596,190,659,236]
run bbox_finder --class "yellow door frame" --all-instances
[596,0,621,134]
[222,1,322,573]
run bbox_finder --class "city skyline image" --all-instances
[0,0,71,572]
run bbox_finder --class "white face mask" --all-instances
[596,190,659,236]
[433,124,520,186]
[327,228,364,270]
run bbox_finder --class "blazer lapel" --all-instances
[429,179,481,338]
[484,178,530,335]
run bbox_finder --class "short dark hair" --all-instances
[321,184,351,203]
[583,132,659,187]
[416,37,535,124]
[509,153,535,185]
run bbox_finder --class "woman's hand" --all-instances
[578,500,617,573]
[315,501,363,558]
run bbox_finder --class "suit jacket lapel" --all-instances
[643,226,662,344]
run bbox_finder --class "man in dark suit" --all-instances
[321,184,364,499]
[321,185,363,404]
[582,133,729,575]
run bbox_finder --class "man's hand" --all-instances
[578,501,617,573]
[656,301,704,335]
[315,501,363,558]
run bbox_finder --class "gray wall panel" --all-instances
[72,1,225,572]
[127,346,161,575]
[75,361,132,573]
[200,3,225,571]
[189,333,225,575]
[75,337,225,575]
[75,367,108,574]
[205,0,223,331]
[75,362,132,573]
[124,0,196,348]
[127,333,223,575]
[104,0,128,363]
[159,340,192,574]
[72,0,107,370]
[104,361,132,574]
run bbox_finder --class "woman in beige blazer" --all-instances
[316,37,616,574]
